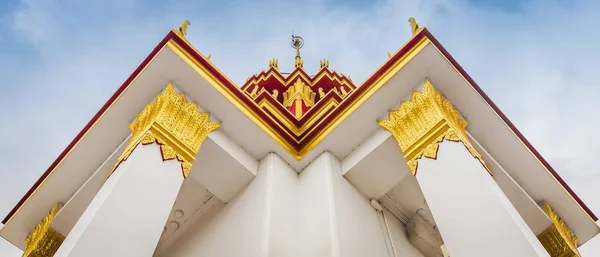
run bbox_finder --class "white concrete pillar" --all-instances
[54,143,184,257]
[54,84,220,257]
[416,140,549,257]
[378,80,549,257]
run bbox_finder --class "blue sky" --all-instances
[1,0,600,255]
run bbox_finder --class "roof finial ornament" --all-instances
[179,20,191,38]
[408,17,420,36]
[320,59,329,69]
[291,33,304,69]
[269,58,279,71]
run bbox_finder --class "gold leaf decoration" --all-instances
[378,79,489,175]
[113,83,221,178]
[23,204,64,257]
[538,201,581,257]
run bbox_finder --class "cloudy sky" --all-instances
[1,0,600,255]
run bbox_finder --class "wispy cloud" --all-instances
[1,0,600,255]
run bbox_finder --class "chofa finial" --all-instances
[179,20,191,38]
[408,17,420,36]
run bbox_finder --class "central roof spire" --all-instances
[291,33,304,69]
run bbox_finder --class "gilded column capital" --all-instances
[538,201,581,257]
[114,83,221,178]
[23,204,64,257]
[378,79,489,175]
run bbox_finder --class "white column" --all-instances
[54,83,220,257]
[378,80,549,257]
[54,143,183,257]
[416,140,549,257]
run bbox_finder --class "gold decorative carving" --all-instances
[269,58,279,71]
[538,201,581,257]
[318,88,326,98]
[250,85,259,98]
[340,86,348,97]
[378,79,489,175]
[178,20,190,38]
[114,83,220,177]
[408,17,421,36]
[283,79,316,118]
[23,204,64,257]
[320,59,330,69]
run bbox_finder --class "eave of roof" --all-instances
[3,27,596,226]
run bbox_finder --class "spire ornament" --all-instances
[291,33,304,69]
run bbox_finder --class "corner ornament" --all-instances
[538,201,581,257]
[378,80,489,175]
[113,83,221,178]
[23,204,64,257]
[178,20,190,38]
[408,17,422,36]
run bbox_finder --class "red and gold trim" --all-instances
[240,64,356,142]
[3,27,596,226]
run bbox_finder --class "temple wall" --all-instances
[164,152,417,257]
[328,153,389,257]
[297,152,337,256]
[165,154,280,257]
[268,154,301,257]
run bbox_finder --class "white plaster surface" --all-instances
[166,153,274,257]
[384,209,425,257]
[54,143,185,257]
[164,152,411,257]
[416,140,550,257]
[329,153,389,257]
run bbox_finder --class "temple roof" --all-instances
[2,23,598,249]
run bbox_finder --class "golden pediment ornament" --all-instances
[538,201,581,257]
[378,79,489,175]
[113,83,220,177]
[23,204,64,257]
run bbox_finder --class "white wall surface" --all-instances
[166,154,277,257]
[164,152,417,257]
[55,143,185,257]
[416,141,549,257]
[297,152,338,257]
[329,153,389,257]
[384,209,425,257]
[267,154,301,257]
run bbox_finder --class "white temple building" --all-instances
[1,19,598,257]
